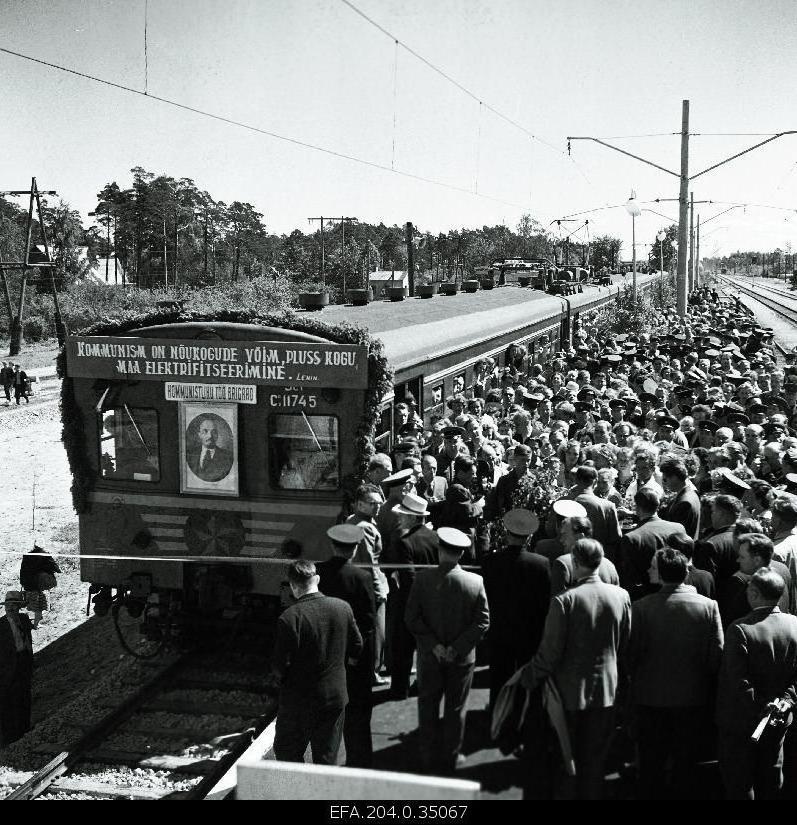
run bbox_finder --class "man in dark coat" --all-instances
[11,363,28,405]
[481,509,550,709]
[390,492,439,700]
[694,495,741,583]
[571,465,622,561]
[521,538,631,800]
[405,527,490,774]
[668,535,716,598]
[630,549,724,799]
[317,524,377,768]
[0,591,34,747]
[486,444,534,519]
[269,560,363,765]
[0,362,12,402]
[717,568,797,799]
[659,457,701,539]
[619,488,689,600]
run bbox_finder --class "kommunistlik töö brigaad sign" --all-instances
[65,336,369,389]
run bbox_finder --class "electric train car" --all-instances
[60,274,656,636]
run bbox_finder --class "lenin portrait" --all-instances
[186,413,234,482]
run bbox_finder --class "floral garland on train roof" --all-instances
[57,307,393,514]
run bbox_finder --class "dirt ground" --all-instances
[0,376,126,725]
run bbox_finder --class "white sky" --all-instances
[1,0,796,258]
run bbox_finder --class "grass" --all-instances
[0,340,60,370]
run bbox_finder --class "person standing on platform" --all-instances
[346,484,389,685]
[317,524,377,768]
[0,362,11,403]
[0,591,34,747]
[659,457,702,540]
[716,568,797,799]
[521,538,631,800]
[405,527,490,774]
[629,548,724,799]
[390,492,439,700]
[481,509,550,710]
[268,560,363,765]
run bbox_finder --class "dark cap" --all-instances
[698,420,719,433]
[658,415,680,429]
[327,524,365,545]
[727,413,751,426]
[382,468,414,488]
[442,426,466,439]
[502,509,540,537]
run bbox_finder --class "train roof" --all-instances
[320,277,658,371]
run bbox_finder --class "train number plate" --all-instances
[269,392,318,409]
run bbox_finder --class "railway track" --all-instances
[716,276,797,356]
[5,648,276,800]
[725,275,797,305]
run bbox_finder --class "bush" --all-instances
[22,314,48,342]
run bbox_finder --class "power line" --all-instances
[143,0,148,95]
[0,45,529,211]
[337,0,565,157]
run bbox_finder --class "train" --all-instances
[59,273,657,644]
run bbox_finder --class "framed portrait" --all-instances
[179,402,239,496]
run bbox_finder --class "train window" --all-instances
[98,407,160,482]
[453,373,465,395]
[269,414,340,491]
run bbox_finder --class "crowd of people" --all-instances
[266,282,797,800]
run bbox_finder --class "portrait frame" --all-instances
[179,402,239,496]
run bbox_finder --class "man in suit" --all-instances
[631,548,724,798]
[317,524,376,768]
[668,535,716,598]
[521,538,631,800]
[571,465,622,560]
[417,455,448,504]
[11,363,28,405]
[346,484,388,685]
[0,591,34,747]
[619,488,689,600]
[718,532,791,628]
[694,494,741,584]
[659,456,701,539]
[0,362,11,403]
[550,515,620,596]
[269,560,363,765]
[390,492,439,700]
[186,417,234,482]
[486,443,534,520]
[405,527,490,774]
[482,509,550,709]
[716,568,797,799]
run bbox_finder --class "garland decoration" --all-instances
[58,307,393,514]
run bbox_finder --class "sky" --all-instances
[1,0,796,259]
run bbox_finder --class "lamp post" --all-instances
[656,229,666,302]
[625,191,642,301]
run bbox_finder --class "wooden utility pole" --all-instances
[0,177,64,354]
[676,101,690,316]
[307,217,326,286]
[688,191,695,295]
[339,216,358,296]
[405,222,415,296]
[696,214,700,289]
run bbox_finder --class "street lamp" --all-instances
[625,191,642,301]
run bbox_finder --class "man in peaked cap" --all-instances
[482,510,550,710]
[437,426,470,483]
[389,492,438,700]
[405,527,490,774]
[317,524,376,768]
[0,590,33,746]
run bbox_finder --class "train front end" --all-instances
[61,319,375,642]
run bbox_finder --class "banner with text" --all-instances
[66,336,368,389]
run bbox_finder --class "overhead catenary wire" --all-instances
[337,0,565,157]
[0,45,529,211]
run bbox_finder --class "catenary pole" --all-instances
[676,101,690,317]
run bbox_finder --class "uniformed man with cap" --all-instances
[405,527,490,774]
[317,524,377,768]
[0,590,33,746]
[481,509,550,709]
[436,426,471,483]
